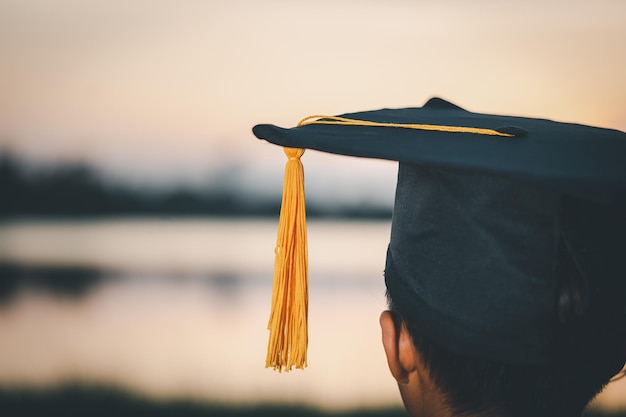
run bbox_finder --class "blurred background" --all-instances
[0,0,625,416]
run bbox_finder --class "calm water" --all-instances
[0,218,624,412]
[0,218,397,411]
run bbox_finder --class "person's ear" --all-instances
[380,310,418,384]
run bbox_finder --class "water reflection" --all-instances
[0,263,104,304]
[0,262,247,305]
[206,271,245,299]
[0,265,396,410]
[0,219,624,415]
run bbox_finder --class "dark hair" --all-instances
[388,219,626,417]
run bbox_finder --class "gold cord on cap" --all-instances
[298,115,515,137]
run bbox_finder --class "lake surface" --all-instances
[0,218,398,411]
[0,218,624,412]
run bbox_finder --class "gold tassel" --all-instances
[266,147,308,371]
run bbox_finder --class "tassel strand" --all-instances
[266,147,308,372]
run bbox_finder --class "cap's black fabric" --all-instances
[385,164,560,364]
[253,97,626,200]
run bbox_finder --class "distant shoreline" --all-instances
[1,153,392,220]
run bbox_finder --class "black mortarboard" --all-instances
[252,97,626,370]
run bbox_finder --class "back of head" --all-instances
[388,194,626,417]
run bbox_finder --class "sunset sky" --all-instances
[1,0,624,199]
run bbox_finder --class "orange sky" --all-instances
[0,0,624,190]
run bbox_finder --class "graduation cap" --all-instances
[252,97,626,372]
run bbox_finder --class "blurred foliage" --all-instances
[0,153,390,218]
[0,152,277,218]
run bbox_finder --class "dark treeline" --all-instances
[0,153,391,219]
[0,153,276,218]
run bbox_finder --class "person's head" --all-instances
[380,193,626,417]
